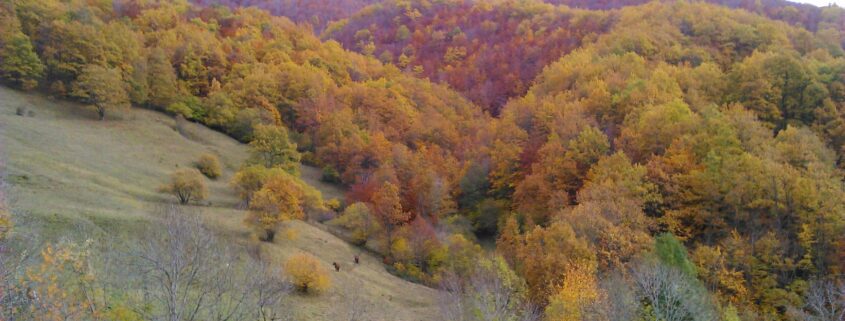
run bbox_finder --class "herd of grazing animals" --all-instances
[332,254,361,272]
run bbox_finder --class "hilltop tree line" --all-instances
[1,0,845,320]
[327,0,845,115]
[188,0,379,32]
[326,0,615,115]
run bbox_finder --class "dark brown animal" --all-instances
[354,255,359,264]
[332,262,340,272]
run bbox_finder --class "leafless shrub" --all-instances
[583,272,639,321]
[0,210,41,321]
[788,279,845,321]
[125,205,292,321]
[0,206,293,321]
[336,282,373,321]
[630,259,718,321]
[0,237,33,319]
[437,267,540,321]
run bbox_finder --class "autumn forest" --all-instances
[1,0,845,320]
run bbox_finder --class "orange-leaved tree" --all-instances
[370,181,410,258]
[284,253,331,294]
[247,172,305,242]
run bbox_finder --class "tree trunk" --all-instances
[262,229,276,242]
[178,191,189,204]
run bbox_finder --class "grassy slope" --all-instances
[0,86,438,321]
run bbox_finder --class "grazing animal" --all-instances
[333,262,340,272]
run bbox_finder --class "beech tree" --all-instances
[248,125,301,174]
[247,172,305,242]
[284,253,331,294]
[329,202,380,245]
[72,64,129,120]
[370,181,410,258]
[159,169,207,204]
[545,263,600,321]
[0,31,43,89]
[146,48,180,109]
[502,221,596,306]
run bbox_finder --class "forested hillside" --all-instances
[327,0,845,114]
[1,0,845,320]
[548,0,841,33]
[186,0,379,31]
[492,2,845,319]
[326,0,614,114]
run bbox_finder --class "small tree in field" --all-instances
[159,169,207,204]
[284,253,330,294]
[231,165,269,204]
[72,64,129,120]
[127,206,293,321]
[247,172,305,242]
[329,202,380,245]
[195,153,221,179]
[248,124,300,174]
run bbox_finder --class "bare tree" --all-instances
[438,273,468,321]
[0,205,292,321]
[0,208,43,321]
[248,260,294,321]
[336,281,373,321]
[126,205,291,321]
[630,259,718,321]
[437,268,540,321]
[788,279,845,321]
[0,233,34,320]
[583,272,639,321]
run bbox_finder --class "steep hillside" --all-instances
[547,0,844,32]
[185,0,379,32]
[325,0,614,114]
[0,86,438,321]
[326,0,845,114]
[3,0,845,319]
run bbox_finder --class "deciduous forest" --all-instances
[1,0,844,320]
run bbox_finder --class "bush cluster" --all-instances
[195,153,222,179]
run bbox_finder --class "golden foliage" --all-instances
[23,241,101,321]
[284,253,331,294]
[329,202,380,245]
[230,164,272,203]
[247,171,305,241]
[158,169,207,204]
[194,153,221,179]
[512,221,597,306]
[545,264,600,321]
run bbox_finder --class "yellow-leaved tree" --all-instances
[544,263,600,321]
[159,169,207,205]
[284,253,331,294]
[247,172,305,242]
[71,64,129,121]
